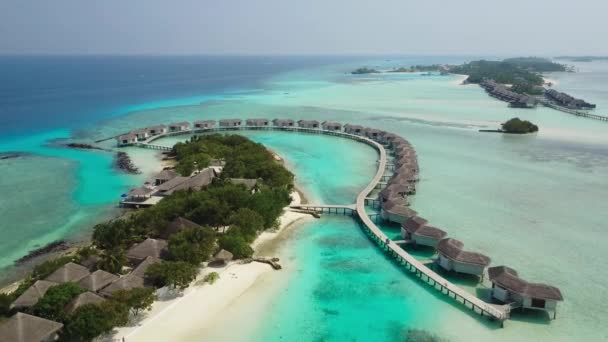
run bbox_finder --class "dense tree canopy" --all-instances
[145,261,199,289]
[32,283,85,322]
[501,118,539,134]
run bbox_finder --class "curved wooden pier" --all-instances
[126,123,508,325]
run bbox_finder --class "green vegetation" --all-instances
[111,288,155,316]
[32,256,73,280]
[501,118,539,134]
[63,302,128,342]
[145,261,199,289]
[389,64,442,73]
[449,58,565,95]
[351,67,380,74]
[32,283,86,322]
[97,247,127,274]
[203,272,220,285]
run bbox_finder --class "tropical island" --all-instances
[554,56,608,62]
[388,64,444,73]
[480,118,539,134]
[351,67,380,74]
[0,134,295,341]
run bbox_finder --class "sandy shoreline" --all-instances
[110,190,312,341]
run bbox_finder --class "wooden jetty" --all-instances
[538,98,608,122]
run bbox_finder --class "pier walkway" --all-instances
[124,123,508,325]
[538,98,608,122]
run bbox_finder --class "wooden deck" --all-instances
[538,98,608,122]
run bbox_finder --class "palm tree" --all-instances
[97,247,127,274]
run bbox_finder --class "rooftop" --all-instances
[77,269,119,292]
[45,262,90,284]
[437,238,491,266]
[488,266,563,301]
[126,238,168,262]
[0,312,63,342]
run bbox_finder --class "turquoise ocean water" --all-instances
[1,56,608,340]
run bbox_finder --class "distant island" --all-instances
[351,67,380,74]
[501,117,539,134]
[388,64,444,73]
[555,56,608,62]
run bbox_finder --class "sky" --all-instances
[0,0,607,55]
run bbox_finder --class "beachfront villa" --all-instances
[154,169,179,186]
[213,249,234,266]
[436,238,491,278]
[160,217,202,239]
[77,269,120,292]
[344,123,364,135]
[219,119,242,127]
[126,186,155,202]
[65,292,105,315]
[45,262,90,284]
[322,121,342,131]
[169,122,190,132]
[193,120,216,129]
[131,256,162,279]
[488,266,563,318]
[0,312,63,342]
[401,216,447,248]
[100,274,145,298]
[246,118,270,126]
[126,238,168,264]
[298,119,320,128]
[10,280,57,310]
[273,118,295,127]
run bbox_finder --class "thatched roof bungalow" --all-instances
[436,238,491,277]
[401,217,447,247]
[488,266,563,318]
[380,199,417,224]
[378,131,398,144]
[159,217,202,240]
[11,280,57,310]
[0,312,63,342]
[168,122,190,132]
[126,238,168,264]
[153,169,179,186]
[246,118,270,127]
[213,249,233,265]
[65,292,105,315]
[272,118,295,127]
[344,124,364,135]
[321,121,341,131]
[127,186,154,202]
[219,119,242,127]
[131,256,162,279]
[193,120,216,129]
[45,262,90,284]
[99,274,145,298]
[379,183,412,202]
[77,270,119,293]
[297,120,320,128]
[362,127,381,140]
[147,124,167,135]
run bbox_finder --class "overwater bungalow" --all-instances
[488,266,563,319]
[380,199,417,224]
[126,238,168,264]
[401,216,447,248]
[116,133,138,146]
[272,118,295,127]
[545,88,595,109]
[65,292,105,315]
[193,120,216,129]
[126,186,154,202]
[132,128,151,141]
[363,127,381,140]
[77,269,119,292]
[219,119,242,127]
[436,238,491,278]
[322,121,342,131]
[246,118,270,127]
[168,122,190,132]
[147,124,167,135]
[153,169,179,186]
[10,280,57,309]
[297,119,320,128]
[131,256,162,279]
[45,262,90,284]
[379,183,411,202]
[160,217,202,239]
[378,131,398,144]
[344,124,364,135]
[100,274,144,298]
[0,312,63,342]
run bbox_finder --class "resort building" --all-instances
[153,169,179,186]
[378,131,398,144]
[77,269,119,292]
[45,262,90,284]
[272,118,295,127]
[344,124,364,135]
[116,133,138,146]
[229,178,258,192]
[544,88,596,109]
[159,217,202,239]
[10,280,57,310]
[100,274,145,298]
[436,238,491,277]
[213,249,234,266]
[65,292,105,315]
[168,122,190,132]
[147,125,167,135]
[0,312,63,342]
[379,183,413,202]
[488,266,563,318]
[126,186,155,202]
[321,121,342,131]
[126,238,168,264]
[297,119,320,128]
[153,168,216,196]
[219,119,242,127]
[480,79,536,108]
[380,199,417,224]
[131,256,162,279]
[246,118,270,126]
[132,128,150,141]
[401,216,447,248]
[363,127,381,140]
[193,120,216,129]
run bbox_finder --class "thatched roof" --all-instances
[160,217,202,239]
[99,274,144,297]
[488,266,563,301]
[0,312,63,342]
[297,120,320,127]
[128,186,154,197]
[168,169,215,194]
[402,216,428,233]
[131,256,162,279]
[77,270,119,292]
[382,200,417,218]
[45,262,90,284]
[219,119,242,125]
[11,280,57,309]
[154,169,179,182]
[65,292,105,314]
[126,238,168,263]
[229,178,258,190]
[155,176,189,192]
[246,118,269,125]
[321,121,341,129]
[437,238,491,266]
[214,249,233,263]
[415,226,448,240]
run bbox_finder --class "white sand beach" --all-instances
[110,191,311,342]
